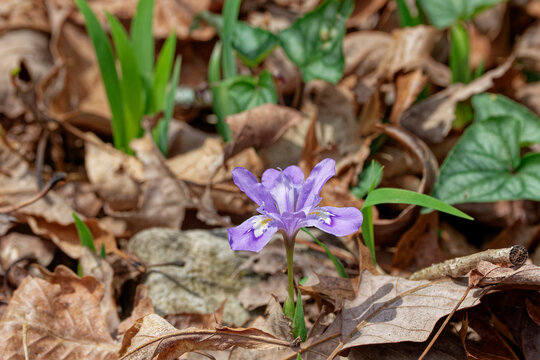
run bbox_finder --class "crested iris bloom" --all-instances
[228,158,363,252]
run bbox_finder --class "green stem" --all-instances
[285,242,295,302]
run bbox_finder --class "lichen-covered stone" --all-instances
[128,228,252,326]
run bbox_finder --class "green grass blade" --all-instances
[153,31,176,112]
[301,228,348,278]
[449,22,471,84]
[72,213,96,253]
[75,0,126,152]
[363,188,473,220]
[361,206,375,264]
[154,56,181,155]
[107,13,144,151]
[396,0,417,27]
[130,0,154,77]
[208,41,232,141]
[221,0,241,78]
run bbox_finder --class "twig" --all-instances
[0,172,65,214]
[409,245,528,281]
[35,127,49,190]
[418,286,472,360]
[22,323,29,360]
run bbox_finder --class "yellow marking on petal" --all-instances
[310,210,332,225]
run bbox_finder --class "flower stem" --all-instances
[285,242,295,302]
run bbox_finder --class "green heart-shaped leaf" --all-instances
[279,0,353,84]
[418,0,506,28]
[217,70,277,115]
[433,116,540,203]
[473,93,540,146]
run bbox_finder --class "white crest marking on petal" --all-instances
[310,209,333,225]
[253,217,273,238]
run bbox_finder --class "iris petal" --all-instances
[303,206,363,236]
[262,168,280,189]
[283,165,305,185]
[296,158,336,211]
[270,172,297,215]
[232,167,275,210]
[227,215,279,252]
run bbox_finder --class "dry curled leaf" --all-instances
[472,261,540,290]
[224,104,303,161]
[119,313,294,360]
[377,25,449,86]
[0,265,119,359]
[118,285,154,336]
[400,56,514,143]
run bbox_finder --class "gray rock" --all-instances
[128,228,252,326]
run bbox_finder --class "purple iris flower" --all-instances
[228,158,363,252]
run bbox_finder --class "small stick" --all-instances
[409,245,528,281]
[22,323,29,360]
[0,172,65,214]
[418,286,472,360]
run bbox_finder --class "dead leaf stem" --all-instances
[22,323,29,360]
[0,172,66,214]
[418,286,472,360]
[409,246,528,281]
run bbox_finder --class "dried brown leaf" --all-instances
[119,314,294,360]
[472,261,540,290]
[85,133,143,212]
[389,69,427,124]
[167,137,263,185]
[118,285,155,336]
[69,0,214,40]
[0,29,53,118]
[299,273,357,310]
[343,31,390,76]
[224,104,303,161]
[164,302,224,330]
[392,212,445,272]
[377,25,449,86]
[0,233,55,271]
[400,56,514,143]
[79,247,119,335]
[372,125,439,246]
[0,265,119,359]
[0,0,49,32]
[334,271,484,353]
[105,134,190,232]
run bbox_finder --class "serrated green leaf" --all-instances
[292,289,307,341]
[153,31,176,112]
[73,213,96,253]
[351,160,383,199]
[418,0,506,28]
[473,93,540,145]
[279,0,353,83]
[364,188,473,219]
[433,116,540,204]
[107,13,144,148]
[75,0,126,152]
